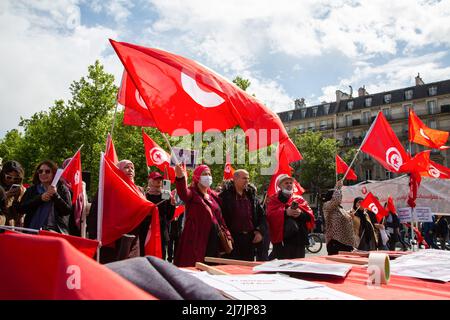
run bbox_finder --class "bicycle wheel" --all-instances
[306,234,323,253]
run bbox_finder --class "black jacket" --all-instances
[219,181,266,235]
[21,182,72,234]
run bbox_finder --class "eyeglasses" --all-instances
[4,174,22,183]
[38,169,52,175]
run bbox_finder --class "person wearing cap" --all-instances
[322,180,357,255]
[266,174,314,259]
[145,171,175,260]
[173,163,231,267]
[219,169,266,261]
[0,160,26,227]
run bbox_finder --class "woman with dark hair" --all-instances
[351,197,377,251]
[0,186,7,226]
[0,160,26,227]
[21,160,72,234]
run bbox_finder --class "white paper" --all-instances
[190,273,361,300]
[390,250,450,282]
[397,207,412,223]
[51,168,64,187]
[253,260,352,278]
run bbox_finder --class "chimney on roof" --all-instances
[358,86,369,97]
[294,98,306,109]
[415,73,425,86]
[335,90,351,104]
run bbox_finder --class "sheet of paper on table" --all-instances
[189,272,361,300]
[390,249,450,282]
[252,259,352,278]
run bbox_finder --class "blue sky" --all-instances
[1,0,450,137]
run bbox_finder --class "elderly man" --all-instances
[266,174,314,259]
[219,169,266,261]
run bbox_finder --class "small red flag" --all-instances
[61,149,83,205]
[105,133,119,165]
[223,152,235,180]
[409,109,449,150]
[360,112,410,173]
[142,129,175,182]
[387,196,397,214]
[360,192,388,223]
[335,154,357,180]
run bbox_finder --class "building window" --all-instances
[301,109,306,118]
[347,101,354,110]
[382,108,391,119]
[385,170,392,180]
[362,111,370,124]
[323,104,330,115]
[308,122,315,131]
[312,107,318,117]
[429,119,437,129]
[365,97,372,107]
[298,124,304,132]
[345,114,352,126]
[320,120,327,130]
[427,100,437,114]
[428,86,437,96]
[403,104,412,117]
[384,94,391,104]
[363,153,370,160]
[404,89,413,100]
[365,169,372,180]
[288,111,293,121]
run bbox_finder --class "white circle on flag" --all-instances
[224,164,231,173]
[135,89,148,110]
[74,171,80,185]
[385,147,403,171]
[428,165,440,178]
[419,128,431,141]
[150,148,168,165]
[180,71,225,108]
[368,203,378,214]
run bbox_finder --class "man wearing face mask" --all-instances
[266,174,315,259]
[219,169,266,261]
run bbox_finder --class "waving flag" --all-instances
[99,155,161,258]
[109,39,301,158]
[387,196,397,214]
[401,150,450,179]
[335,154,357,180]
[105,133,119,165]
[409,109,449,150]
[360,192,388,223]
[119,71,157,127]
[142,130,175,182]
[223,152,235,180]
[61,149,83,205]
[360,112,410,173]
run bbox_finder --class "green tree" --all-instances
[232,76,251,91]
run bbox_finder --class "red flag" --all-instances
[61,149,83,205]
[0,232,155,299]
[387,196,397,214]
[407,172,422,208]
[142,130,176,183]
[267,144,304,197]
[100,156,161,258]
[360,192,388,223]
[223,152,235,180]
[105,133,119,165]
[409,109,449,150]
[109,39,302,157]
[38,230,98,258]
[401,150,450,179]
[144,206,162,257]
[172,205,185,222]
[335,154,357,180]
[360,112,410,173]
[119,71,157,127]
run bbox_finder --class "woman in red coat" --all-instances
[174,163,231,267]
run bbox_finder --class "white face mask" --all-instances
[199,176,213,188]
[282,188,293,196]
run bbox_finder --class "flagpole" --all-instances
[342,149,361,181]
[334,113,338,184]
[96,152,105,263]
[110,75,124,139]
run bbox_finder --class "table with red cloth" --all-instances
[200,255,450,300]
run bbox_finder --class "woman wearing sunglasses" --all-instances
[0,160,26,227]
[21,160,73,234]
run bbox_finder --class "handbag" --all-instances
[284,216,299,240]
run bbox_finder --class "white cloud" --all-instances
[0,0,119,136]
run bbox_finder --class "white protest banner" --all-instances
[414,207,434,223]
[397,207,412,223]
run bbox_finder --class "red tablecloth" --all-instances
[209,256,450,300]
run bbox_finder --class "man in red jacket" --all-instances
[266,174,314,259]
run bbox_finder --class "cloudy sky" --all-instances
[1,0,450,137]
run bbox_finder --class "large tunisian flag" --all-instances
[0,231,155,299]
[109,39,301,158]
[409,109,449,150]
[360,112,410,173]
